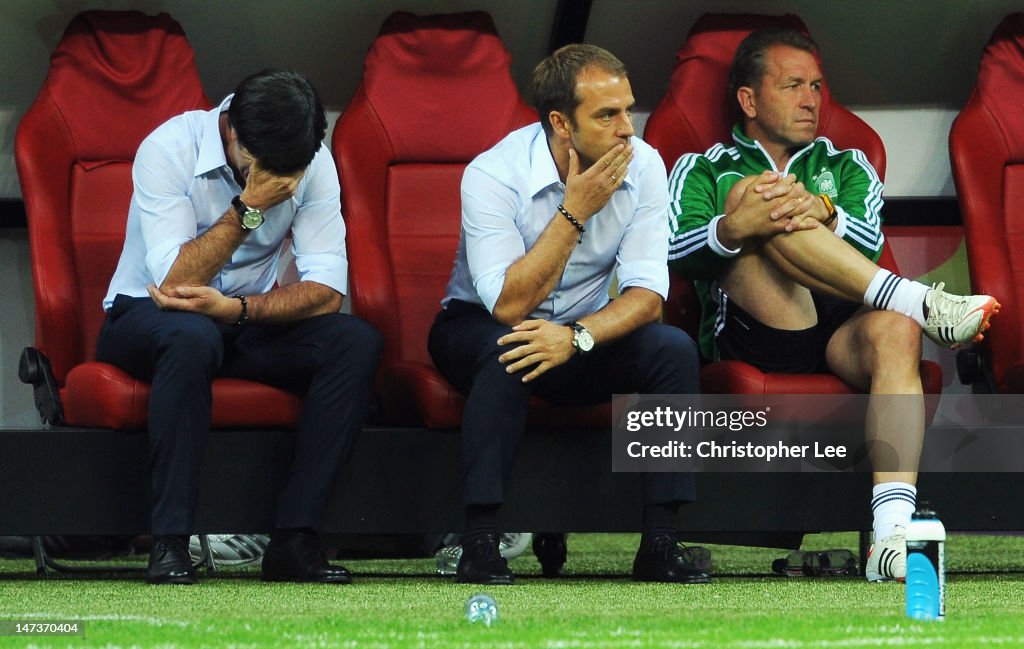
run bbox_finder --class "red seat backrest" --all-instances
[15,11,209,385]
[645,13,894,340]
[949,13,1024,390]
[645,13,887,179]
[333,11,536,371]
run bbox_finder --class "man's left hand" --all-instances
[147,284,241,324]
[497,319,577,382]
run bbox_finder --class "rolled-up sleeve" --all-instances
[290,149,348,295]
[133,136,198,287]
[461,165,526,314]
[615,154,670,299]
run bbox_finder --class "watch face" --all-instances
[575,328,595,352]
[241,209,264,230]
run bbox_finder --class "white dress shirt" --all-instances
[442,123,670,324]
[104,94,347,310]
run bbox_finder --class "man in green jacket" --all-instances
[667,27,999,582]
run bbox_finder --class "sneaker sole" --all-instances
[952,298,1001,349]
[865,574,906,584]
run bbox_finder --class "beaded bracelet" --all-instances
[232,294,249,327]
[556,204,586,243]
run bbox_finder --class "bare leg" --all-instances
[824,308,924,485]
[719,224,885,330]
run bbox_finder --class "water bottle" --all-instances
[435,544,462,576]
[464,593,498,626]
[906,507,945,621]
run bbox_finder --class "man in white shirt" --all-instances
[99,69,381,585]
[429,45,705,585]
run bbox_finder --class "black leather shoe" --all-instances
[532,532,568,577]
[632,534,712,584]
[261,532,352,584]
[146,536,197,585]
[456,533,514,585]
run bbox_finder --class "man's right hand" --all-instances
[718,171,819,248]
[561,143,633,223]
[240,160,306,212]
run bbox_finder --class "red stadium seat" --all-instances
[332,11,610,428]
[644,13,942,398]
[949,13,1024,393]
[15,11,302,429]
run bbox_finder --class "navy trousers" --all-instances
[97,295,382,535]
[428,300,700,507]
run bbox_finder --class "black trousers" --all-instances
[97,295,382,535]
[428,300,700,508]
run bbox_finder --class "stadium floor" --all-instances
[1,532,1022,648]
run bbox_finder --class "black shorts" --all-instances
[715,289,861,374]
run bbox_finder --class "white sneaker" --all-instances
[189,533,269,567]
[865,527,907,582]
[435,532,533,575]
[923,282,1000,349]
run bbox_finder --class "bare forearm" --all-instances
[492,213,580,325]
[247,281,343,324]
[160,209,246,292]
[578,287,662,346]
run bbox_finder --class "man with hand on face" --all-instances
[99,69,382,585]
[667,28,999,582]
[429,45,705,586]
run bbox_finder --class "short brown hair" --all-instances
[533,44,628,137]
[728,28,818,100]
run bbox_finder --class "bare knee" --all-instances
[862,312,921,376]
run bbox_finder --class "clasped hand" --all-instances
[147,284,240,324]
[496,319,577,383]
[723,171,829,242]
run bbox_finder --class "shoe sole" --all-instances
[865,574,906,584]
[455,575,514,585]
[146,575,197,585]
[632,574,712,584]
[951,298,1000,349]
[261,574,353,584]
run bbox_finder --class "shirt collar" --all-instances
[731,123,816,173]
[195,94,234,178]
[527,127,638,197]
[528,127,561,197]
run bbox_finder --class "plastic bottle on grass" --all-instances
[906,507,945,621]
[464,593,498,627]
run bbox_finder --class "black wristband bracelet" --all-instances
[232,294,248,327]
[556,204,585,243]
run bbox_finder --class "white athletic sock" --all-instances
[863,269,929,326]
[871,482,917,541]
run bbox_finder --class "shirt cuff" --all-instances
[144,238,189,287]
[295,252,348,296]
[832,206,849,239]
[473,262,510,315]
[707,214,742,257]
[617,260,670,300]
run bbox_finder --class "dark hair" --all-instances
[728,28,818,99]
[227,69,327,174]
[533,44,628,137]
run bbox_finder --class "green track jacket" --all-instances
[667,124,885,361]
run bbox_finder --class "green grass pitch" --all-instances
[1,532,1022,647]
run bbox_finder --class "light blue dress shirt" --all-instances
[103,95,348,310]
[442,123,670,324]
